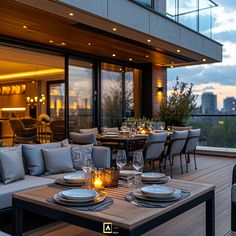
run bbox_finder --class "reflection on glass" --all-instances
[134,0,152,8]
[101,63,122,127]
[49,83,65,120]
[125,68,134,118]
[69,59,93,132]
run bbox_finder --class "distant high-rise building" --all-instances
[223,97,236,114]
[201,92,217,114]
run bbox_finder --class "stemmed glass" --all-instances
[82,157,94,189]
[147,122,153,132]
[160,122,165,131]
[132,151,144,172]
[116,150,127,170]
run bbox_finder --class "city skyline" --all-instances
[168,0,236,110]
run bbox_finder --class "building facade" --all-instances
[0,0,222,136]
[223,97,236,114]
[201,92,217,114]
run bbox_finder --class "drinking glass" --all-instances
[121,122,128,132]
[132,151,144,172]
[127,175,142,190]
[116,150,127,170]
[147,121,153,132]
[82,158,94,189]
[160,122,165,130]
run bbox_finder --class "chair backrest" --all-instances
[70,132,97,145]
[168,130,188,156]
[184,129,201,153]
[79,128,98,135]
[50,120,65,133]
[101,127,119,133]
[172,126,192,131]
[143,132,168,161]
[20,118,37,127]
[9,119,25,134]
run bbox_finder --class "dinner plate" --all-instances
[104,132,119,135]
[141,172,165,181]
[55,179,85,187]
[133,189,182,202]
[119,170,142,177]
[54,193,106,206]
[61,189,97,200]
[133,134,148,137]
[141,185,175,198]
[63,173,86,183]
[142,176,170,184]
[56,192,100,203]
[102,134,119,137]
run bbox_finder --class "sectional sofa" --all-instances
[0,140,111,213]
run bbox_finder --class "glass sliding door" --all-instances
[101,63,123,127]
[68,59,93,132]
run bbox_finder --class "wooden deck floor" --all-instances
[1,154,236,236]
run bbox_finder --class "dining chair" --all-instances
[9,118,38,145]
[50,120,65,141]
[182,128,201,172]
[79,128,98,135]
[172,126,192,131]
[164,130,188,178]
[70,132,97,145]
[101,127,119,133]
[20,117,37,128]
[142,132,168,171]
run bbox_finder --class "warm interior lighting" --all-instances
[61,42,66,46]
[49,40,53,43]
[129,58,133,61]
[203,58,206,62]
[88,42,91,46]
[147,39,151,43]
[23,25,28,29]
[94,179,103,189]
[145,55,149,58]
[1,107,26,111]
[177,49,181,53]
[69,12,74,16]
[0,68,64,80]
[112,54,116,57]
[112,27,117,31]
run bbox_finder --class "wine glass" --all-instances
[160,122,165,131]
[82,157,94,189]
[116,150,127,170]
[133,151,144,172]
[147,122,153,132]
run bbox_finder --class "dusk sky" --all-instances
[167,0,236,110]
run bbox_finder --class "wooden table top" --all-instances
[96,134,148,141]
[13,179,214,230]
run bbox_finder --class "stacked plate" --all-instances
[63,173,86,183]
[119,170,142,177]
[54,189,105,206]
[133,185,182,202]
[141,172,170,184]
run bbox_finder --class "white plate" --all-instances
[141,185,175,198]
[54,193,106,206]
[102,134,119,137]
[142,176,170,184]
[61,189,97,200]
[133,134,148,137]
[141,172,165,181]
[119,170,142,177]
[133,189,182,202]
[56,192,99,203]
[63,173,86,183]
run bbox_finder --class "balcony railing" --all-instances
[187,115,236,148]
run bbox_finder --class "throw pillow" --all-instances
[42,147,75,175]
[0,146,25,184]
[69,144,93,170]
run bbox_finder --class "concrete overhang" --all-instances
[1,0,222,68]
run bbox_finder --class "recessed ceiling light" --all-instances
[145,55,149,58]
[203,58,206,62]
[112,53,116,57]
[49,40,53,43]
[88,42,91,46]
[147,39,151,43]
[69,12,74,16]
[23,25,28,29]
[113,27,117,31]
[119,68,122,71]
[177,49,181,53]
[61,42,66,46]
[129,58,133,61]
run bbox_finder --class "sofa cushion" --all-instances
[0,175,54,209]
[0,146,25,184]
[232,184,236,203]
[42,147,75,175]
[69,144,93,170]
[22,139,69,176]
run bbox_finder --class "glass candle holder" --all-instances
[103,168,120,188]
[91,169,104,190]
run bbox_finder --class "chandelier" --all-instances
[26,94,46,106]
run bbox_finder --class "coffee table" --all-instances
[12,179,215,236]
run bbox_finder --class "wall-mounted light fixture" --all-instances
[26,94,46,106]
[157,87,163,93]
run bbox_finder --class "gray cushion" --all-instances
[0,175,54,209]
[92,146,111,168]
[0,146,25,184]
[22,139,69,176]
[184,129,201,153]
[232,184,236,203]
[42,147,75,175]
[79,128,98,135]
[70,132,97,145]
[69,144,93,170]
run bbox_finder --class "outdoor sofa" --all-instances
[0,139,111,213]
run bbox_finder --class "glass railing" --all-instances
[187,115,236,148]
[166,0,217,38]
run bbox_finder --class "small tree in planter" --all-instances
[159,78,197,127]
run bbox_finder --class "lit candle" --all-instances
[141,129,146,134]
[94,179,102,189]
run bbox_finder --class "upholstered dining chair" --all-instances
[9,118,37,145]
[50,120,65,141]
[20,117,37,128]
[182,129,201,172]
[142,132,168,171]
[79,128,98,135]
[70,132,97,145]
[164,130,188,178]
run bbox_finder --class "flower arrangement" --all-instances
[38,114,50,123]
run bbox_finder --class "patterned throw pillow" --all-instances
[70,144,93,170]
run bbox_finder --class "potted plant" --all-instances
[159,78,197,127]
